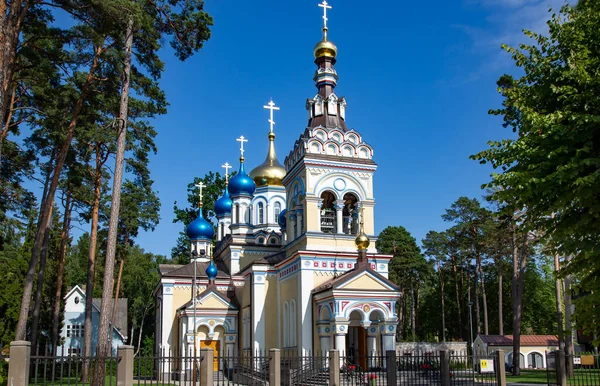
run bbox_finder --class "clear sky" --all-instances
[132,0,566,257]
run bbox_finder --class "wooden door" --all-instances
[200,340,220,371]
[357,327,367,370]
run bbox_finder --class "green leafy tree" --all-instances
[471,1,600,343]
[376,225,430,341]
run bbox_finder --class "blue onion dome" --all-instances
[214,186,233,217]
[186,210,215,240]
[228,161,256,197]
[205,260,218,279]
[278,209,287,230]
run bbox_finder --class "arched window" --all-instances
[257,202,264,224]
[283,302,289,347]
[274,202,281,223]
[290,299,297,347]
[343,193,359,234]
[320,191,336,233]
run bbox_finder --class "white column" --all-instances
[367,328,377,368]
[252,269,267,352]
[298,257,314,356]
[296,208,304,238]
[161,282,174,352]
[335,200,345,234]
[289,212,297,241]
[317,200,324,232]
[318,324,331,355]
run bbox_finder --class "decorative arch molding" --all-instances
[340,301,392,321]
[313,172,367,201]
[267,195,287,205]
[192,316,237,335]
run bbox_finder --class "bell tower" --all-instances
[282,0,377,254]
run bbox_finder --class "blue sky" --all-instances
[130,0,567,256]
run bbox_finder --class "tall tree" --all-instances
[442,197,492,335]
[94,2,213,383]
[376,226,429,341]
[422,230,449,342]
[471,1,600,343]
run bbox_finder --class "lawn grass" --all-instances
[506,369,549,384]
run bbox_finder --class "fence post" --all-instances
[556,351,567,386]
[117,345,134,386]
[329,349,340,386]
[269,348,280,386]
[494,350,506,386]
[7,341,31,386]
[440,350,451,386]
[386,350,397,386]
[200,348,213,386]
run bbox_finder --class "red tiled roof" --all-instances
[479,335,559,346]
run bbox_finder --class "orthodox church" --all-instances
[154,1,401,374]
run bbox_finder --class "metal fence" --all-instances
[449,353,498,385]
[212,350,270,385]
[28,348,119,386]
[341,354,386,385]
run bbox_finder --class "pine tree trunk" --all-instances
[111,233,128,332]
[477,254,489,335]
[512,230,528,376]
[498,263,503,336]
[15,43,105,340]
[438,260,446,342]
[52,191,72,357]
[410,282,416,341]
[93,20,134,386]
[397,291,404,342]
[30,207,53,350]
[0,0,30,163]
[554,252,565,352]
[82,145,104,382]
[474,261,481,335]
[564,259,574,377]
[452,254,463,340]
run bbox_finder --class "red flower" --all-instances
[348,365,356,371]
[367,374,378,379]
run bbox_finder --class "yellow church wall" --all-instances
[279,273,299,348]
[305,200,319,232]
[339,274,390,291]
[264,275,278,350]
[200,293,228,309]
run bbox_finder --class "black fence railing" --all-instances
[449,353,497,385]
[396,353,442,385]
[283,352,327,386]
[29,352,119,386]
[341,354,386,385]
[214,351,269,385]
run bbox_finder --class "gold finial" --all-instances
[195,181,205,209]
[355,205,370,250]
[314,1,337,59]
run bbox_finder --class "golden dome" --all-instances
[249,132,286,187]
[314,27,337,59]
[355,232,370,250]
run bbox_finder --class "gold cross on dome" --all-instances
[221,162,231,184]
[318,0,332,28]
[263,99,280,134]
[236,135,248,157]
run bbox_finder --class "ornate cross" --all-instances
[195,181,205,207]
[318,0,332,28]
[221,162,231,184]
[263,99,280,134]
[236,135,248,157]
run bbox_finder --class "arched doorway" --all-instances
[320,191,336,233]
[346,311,367,369]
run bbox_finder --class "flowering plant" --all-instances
[367,373,378,386]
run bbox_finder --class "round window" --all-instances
[74,297,80,304]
